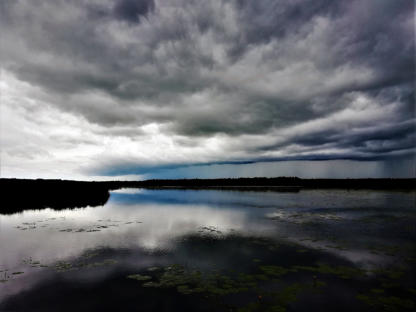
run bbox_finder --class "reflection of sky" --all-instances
[1,189,414,267]
[111,188,416,211]
[0,190,277,301]
[0,202,272,269]
[1,189,415,301]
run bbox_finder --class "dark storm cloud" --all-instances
[228,0,342,58]
[0,0,414,176]
[93,150,416,177]
[113,0,155,23]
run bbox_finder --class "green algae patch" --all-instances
[259,265,292,278]
[127,274,152,281]
[132,262,314,310]
[55,261,74,272]
[357,294,415,312]
[237,302,263,312]
[142,281,160,288]
[177,285,193,294]
[292,264,365,279]
[22,257,48,268]
[371,288,384,294]
[136,264,267,297]
[236,283,306,312]
[147,266,161,272]
[80,250,102,259]
[0,271,10,283]
[84,259,118,268]
[275,283,305,306]
[371,268,405,280]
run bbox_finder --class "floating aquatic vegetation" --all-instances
[370,267,405,280]
[130,262,306,306]
[14,217,146,235]
[142,281,159,288]
[80,249,102,259]
[198,226,223,236]
[95,259,118,266]
[356,293,415,312]
[147,266,161,272]
[11,272,24,275]
[127,274,152,281]
[259,265,292,278]
[55,261,74,272]
[236,283,307,312]
[22,258,48,268]
[0,272,10,283]
[367,245,402,257]
[134,264,237,295]
[177,284,194,295]
[79,259,118,269]
[292,264,365,280]
[324,244,348,251]
[46,248,117,273]
[299,238,320,242]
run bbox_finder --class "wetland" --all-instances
[0,187,415,311]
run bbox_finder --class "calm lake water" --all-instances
[1,189,415,311]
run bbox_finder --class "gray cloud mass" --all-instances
[0,0,414,179]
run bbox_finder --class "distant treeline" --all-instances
[1,177,414,214]
[101,177,415,190]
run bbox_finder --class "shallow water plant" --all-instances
[127,274,152,281]
[356,293,415,312]
[259,265,292,278]
[292,264,365,279]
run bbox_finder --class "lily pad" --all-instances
[127,274,152,281]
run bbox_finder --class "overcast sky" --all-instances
[1,0,415,180]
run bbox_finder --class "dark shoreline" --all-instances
[1,179,110,214]
[1,177,415,214]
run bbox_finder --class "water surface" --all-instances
[1,189,415,311]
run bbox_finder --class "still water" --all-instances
[1,189,415,311]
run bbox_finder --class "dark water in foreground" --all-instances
[0,189,415,311]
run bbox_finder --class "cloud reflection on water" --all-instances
[1,189,414,302]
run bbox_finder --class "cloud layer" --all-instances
[0,0,415,179]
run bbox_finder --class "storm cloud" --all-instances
[0,0,414,179]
